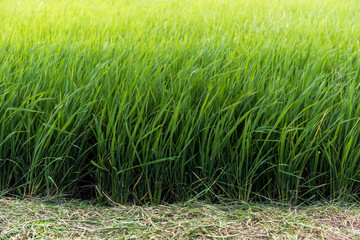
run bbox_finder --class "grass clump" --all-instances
[1,0,360,204]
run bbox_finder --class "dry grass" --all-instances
[1,198,360,239]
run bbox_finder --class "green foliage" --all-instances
[1,0,360,204]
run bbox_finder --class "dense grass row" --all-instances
[1,0,360,204]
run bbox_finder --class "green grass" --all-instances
[1,0,360,204]
[1,198,360,239]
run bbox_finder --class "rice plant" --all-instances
[1,0,360,204]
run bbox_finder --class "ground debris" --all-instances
[1,198,360,239]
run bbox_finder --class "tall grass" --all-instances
[1,0,360,204]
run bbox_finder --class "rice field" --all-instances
[1,0,360,204]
